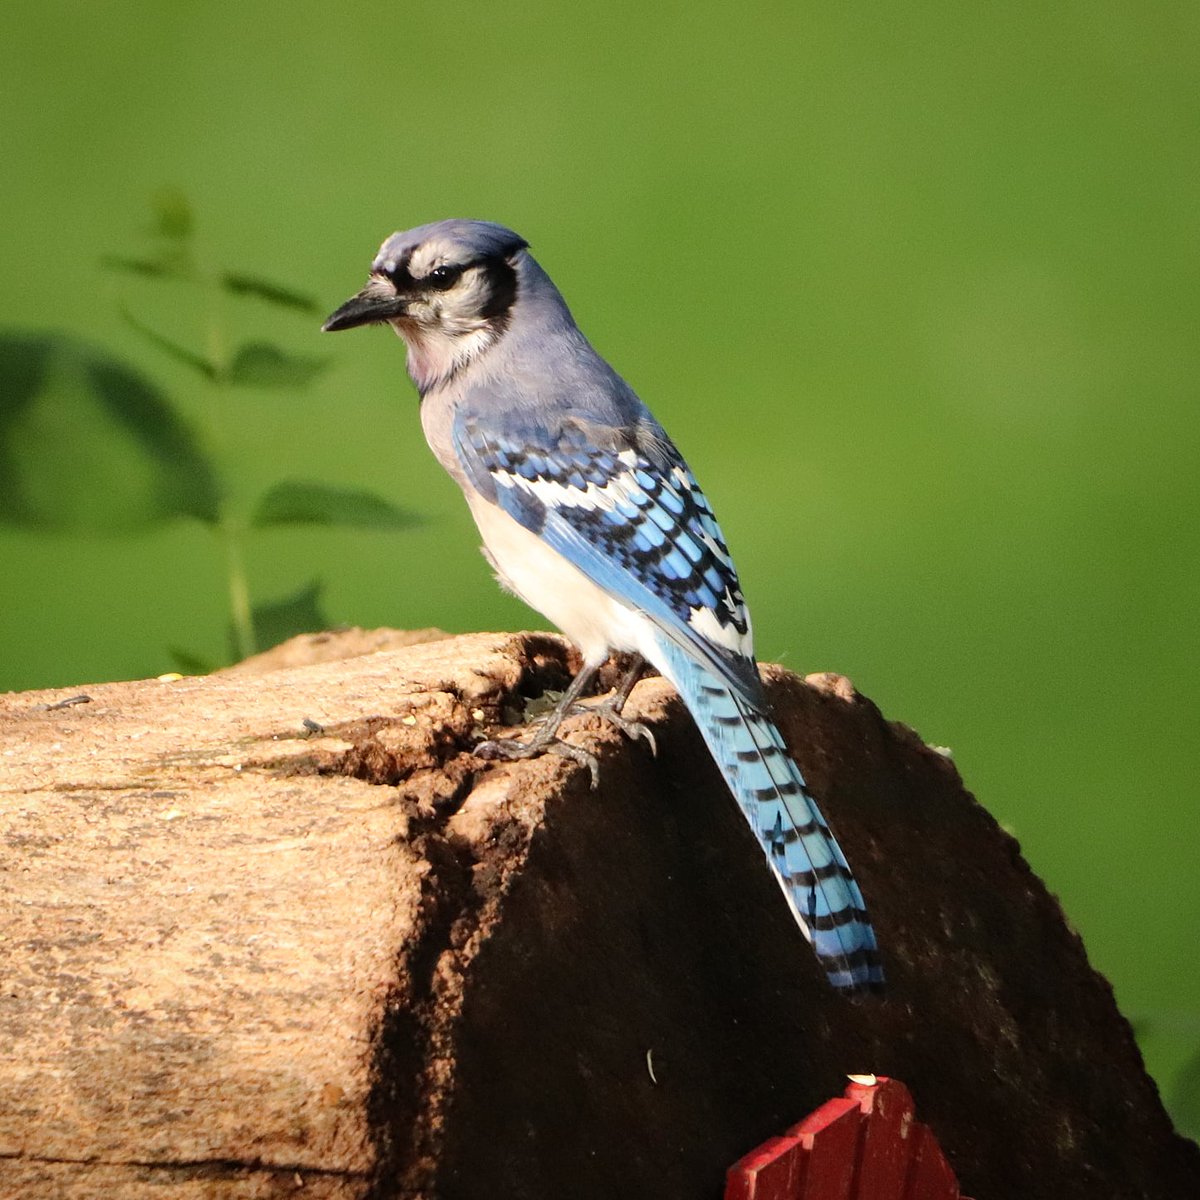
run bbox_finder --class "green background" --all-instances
[2,1,1197,1133]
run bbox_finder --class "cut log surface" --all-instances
[0,630,1196,1199]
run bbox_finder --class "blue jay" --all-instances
[323,220,882,991]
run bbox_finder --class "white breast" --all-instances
[466,491,659,668]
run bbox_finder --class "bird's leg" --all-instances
[475,656,657,786]
[569,654,656,755]
[474,662,604,787]
[599,654,647,715]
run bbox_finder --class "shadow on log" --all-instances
[1,630,1196,1198]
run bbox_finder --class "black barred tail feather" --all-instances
[653,640,883,991]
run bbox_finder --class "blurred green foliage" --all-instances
[0,331,219,530]
[0,0,1195,1136]
[0,192,417,665]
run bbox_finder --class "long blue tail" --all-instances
[652,641,883,991]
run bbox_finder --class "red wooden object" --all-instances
[789,1098,861,1200]
[845,1077,915,1199]
[902,1125,962,1200]
[725,1135,804,1200]
[725,1077,973,1200]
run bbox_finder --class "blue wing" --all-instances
[453,409,765,708]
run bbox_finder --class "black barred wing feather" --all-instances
[454,413,766,708]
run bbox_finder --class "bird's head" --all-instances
[322,219,529,392]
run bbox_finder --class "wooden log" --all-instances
[1,631,1196,1198]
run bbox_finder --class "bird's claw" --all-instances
[544,739,601,789]
[473,736,537,763]
[474,735,601,790]
[572,698,657,756]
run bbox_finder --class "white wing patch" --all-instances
[494,449,645,513]
[688,603,753,656]
[498,470,638,512]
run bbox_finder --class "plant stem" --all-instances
[201,252,256,662]
[223,516,256,662]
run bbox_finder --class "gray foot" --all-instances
[473,735,601,789]
[571,695,657,756]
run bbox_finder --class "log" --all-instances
[1,630,1196,1199]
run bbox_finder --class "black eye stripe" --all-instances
[381,261,415,289]
[378,254,510,300]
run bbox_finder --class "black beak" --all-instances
[321,280,407,332]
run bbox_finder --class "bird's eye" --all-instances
[425,264,463,290]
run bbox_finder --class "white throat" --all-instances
[394,320,499,394]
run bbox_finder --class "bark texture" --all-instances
[1,630,1195,1199]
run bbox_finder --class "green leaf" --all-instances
[167,646,217,675]
[242,579,331,656]
[228,342,329,388]
[151,188,194,241]
[220,273,319,314]
[101,251,191,280]
[121,307,216,380]
[0,331,220,531]
[251,481,420,530]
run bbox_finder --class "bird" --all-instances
[323,219,883,991]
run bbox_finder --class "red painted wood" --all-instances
[901,1123,960,1200]
[790,1097,863,1200]
[725,1134,804,1200]
[845,1077,918,1200]
[724,1077,971,1200]
[788,1095,861,1138]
